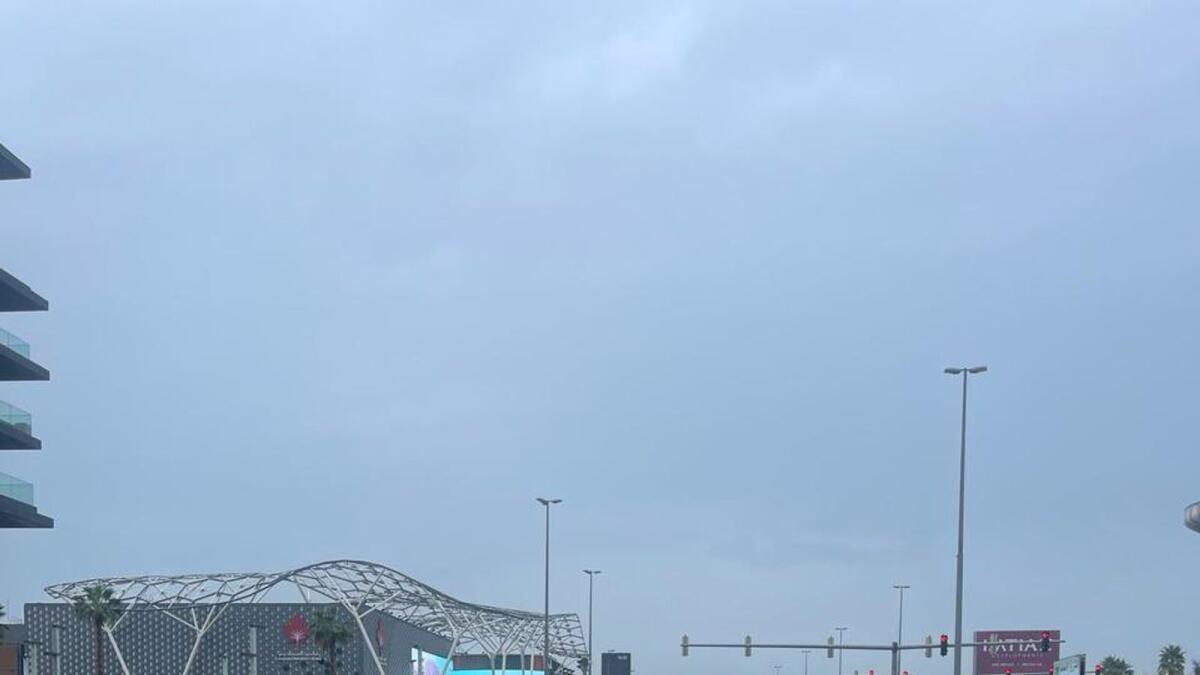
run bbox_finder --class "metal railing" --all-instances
[0,400,32,434]
[0,326,31,358]
[0,471,35,505]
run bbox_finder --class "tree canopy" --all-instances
[1159,646,1186,675]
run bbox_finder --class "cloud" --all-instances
[708,529,903,568]
[535,8,698,99]
[694,58,891,150]
[338,243,476,303]
[749,60,885,114]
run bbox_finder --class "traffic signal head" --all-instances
[1041,632,1051,653]
[681,635,689,657]
[745,635,752,657]
[1005,668,1012,675]
[925,636,933,658]
[940,634,949,657]
[828,637,836,658]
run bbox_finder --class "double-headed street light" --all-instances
[584,570,602,675]
[944,365,987,675]
[537,498,563,675]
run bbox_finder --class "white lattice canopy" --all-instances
[46,559,587,675]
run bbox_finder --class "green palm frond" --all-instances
[1101,657,1134,675]
[1159,646,1186,675]
[72,585,126,627]
[310,609,351,647]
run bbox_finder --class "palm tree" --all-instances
[73,585,125,675]
[311,609,351,675]
[1159,646,1186,675]
[1101,657,1134,675]
[1191,660,1199,675]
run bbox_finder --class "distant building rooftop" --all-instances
[0,143,31,180]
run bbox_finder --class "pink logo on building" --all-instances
[283,614,311,645]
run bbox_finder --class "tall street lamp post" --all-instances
[584,570,602,675]
[835,627,848,675]
[893,585,910,674]
[944,366,987,675]
[802,651,811,675]
[537,498,563,675]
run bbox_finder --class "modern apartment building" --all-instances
[0,142,53,529]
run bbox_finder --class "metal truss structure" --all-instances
[45,559,587,675]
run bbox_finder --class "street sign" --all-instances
[1055,654,1086,675]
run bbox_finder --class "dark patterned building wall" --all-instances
[24,603,449,675]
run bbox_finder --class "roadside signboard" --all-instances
[1055,654,1087,675]
[973,631,1061,675]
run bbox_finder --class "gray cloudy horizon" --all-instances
[2,3,1199,675]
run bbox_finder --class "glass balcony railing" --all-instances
[0,472,35,505]
[0,400,32,434]
[0,326,31,358]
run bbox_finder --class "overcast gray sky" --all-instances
[2,2,1199,675]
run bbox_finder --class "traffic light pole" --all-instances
[680,636,1064,675]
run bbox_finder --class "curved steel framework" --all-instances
[45,559,587,675]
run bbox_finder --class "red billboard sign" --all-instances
[974,631,1060,675]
